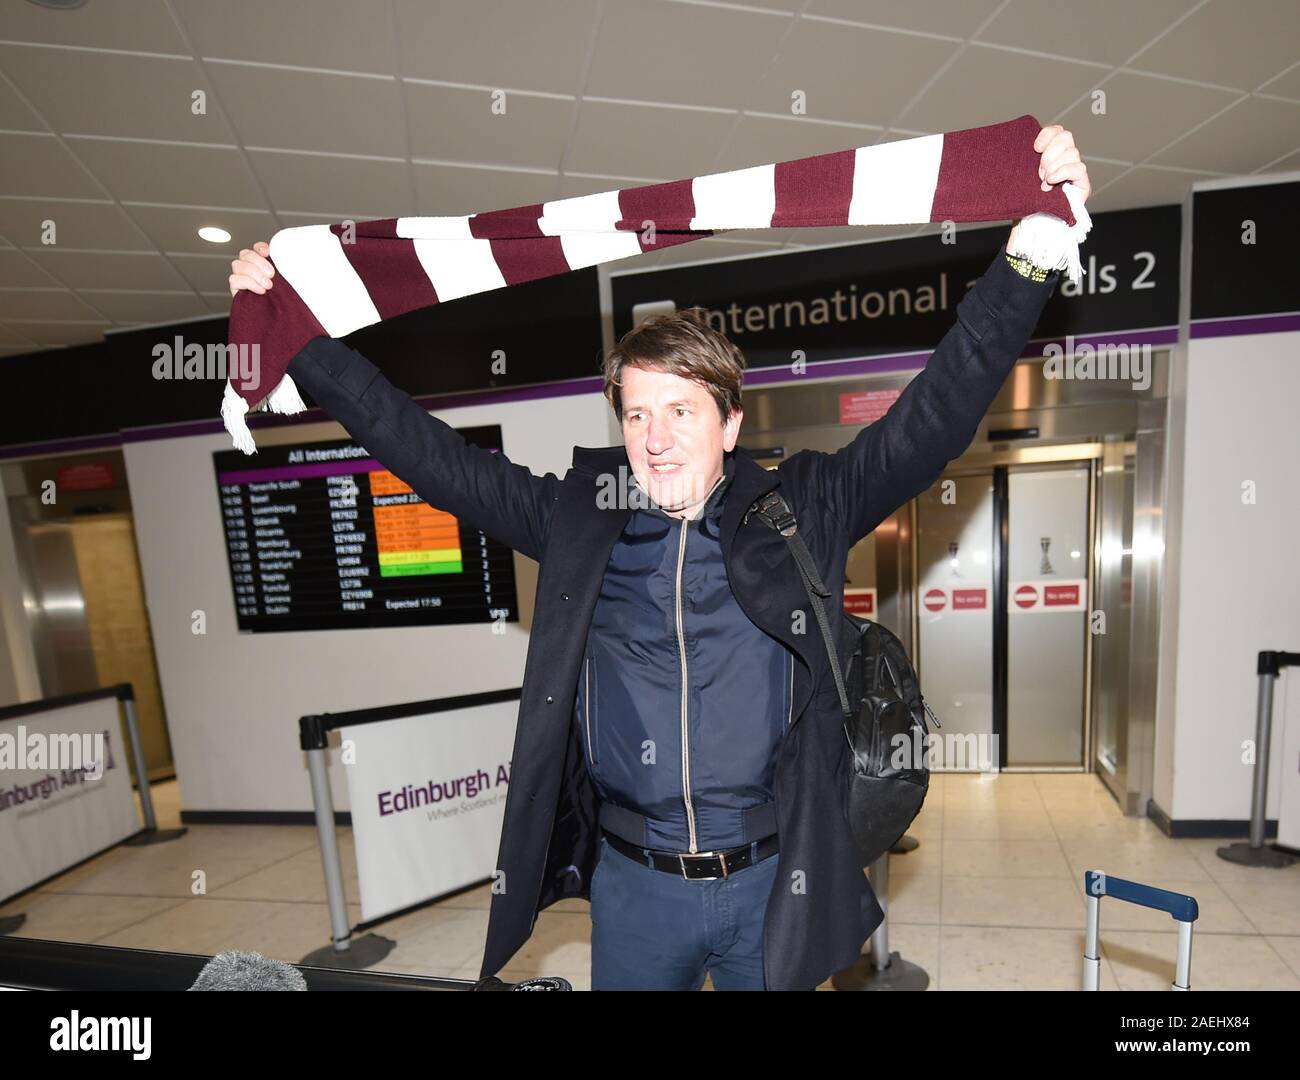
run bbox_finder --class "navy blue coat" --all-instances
[286,247,1059,989]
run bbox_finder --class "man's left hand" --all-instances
[1008,124,1091,252]
[1034,124,1090,201]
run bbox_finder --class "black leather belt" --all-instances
[601,828,778,880]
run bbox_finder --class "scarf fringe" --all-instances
[221,380,257,455]
[221,373,307,455]
[1006,181,1093,286]
[265,371,307,415]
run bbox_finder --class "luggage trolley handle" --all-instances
[1083,871,1200,991]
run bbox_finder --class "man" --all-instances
[231,126,1088,991]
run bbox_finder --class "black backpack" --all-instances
[749,490,939,868]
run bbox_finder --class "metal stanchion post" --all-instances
[119,685,186,846]
[832,849,929,990]
[1217,650,1299,869]
[298,715,395,969]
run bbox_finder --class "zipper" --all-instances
[674,516,697,853]
[786,650,794,728]
[583,656,594,763]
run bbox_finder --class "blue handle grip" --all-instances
[1085,871,1198,923]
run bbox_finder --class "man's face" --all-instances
[620,364,742,519]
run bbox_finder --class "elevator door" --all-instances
[915,474,996,768]
[1005,465,1090,766]
[915,461,1092,769]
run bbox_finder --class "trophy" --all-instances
[1040,536,1055,575]
[948,540,962,579]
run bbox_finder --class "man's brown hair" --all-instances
[602,306,745,423]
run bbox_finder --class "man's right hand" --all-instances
[228,240,275,297]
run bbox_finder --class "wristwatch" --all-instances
[1004,250,1054,282]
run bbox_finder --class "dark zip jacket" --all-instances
[578,457,792,853]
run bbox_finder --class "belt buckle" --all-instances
[677,849,728,881]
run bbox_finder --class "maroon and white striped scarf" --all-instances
[222,113,1089,453]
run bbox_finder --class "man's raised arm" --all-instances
[803,123,1089,545]
[803,243,1058,546]
[284,336,560,563]
[230,240,560,562]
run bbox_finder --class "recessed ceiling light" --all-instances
[198,226,233,244]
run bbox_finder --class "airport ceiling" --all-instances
[0,0,1296,357]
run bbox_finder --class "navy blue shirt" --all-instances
[574,452,793,852]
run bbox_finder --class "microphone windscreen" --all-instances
[188,950,308,991]
[511,976,572,990]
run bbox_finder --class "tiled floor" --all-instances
[3,773,1298,991]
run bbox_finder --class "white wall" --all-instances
[1155,330,1300,822]
[124,389,617,814]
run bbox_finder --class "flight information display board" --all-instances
[213,430,519,632]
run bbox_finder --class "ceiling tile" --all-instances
[77,291,210,324]
[167,254,243,294]
[173,0,397,73]
[1087,166,1215,212]
[1258,62,1300,100]
[1265,147,1300,172]
[897,45,1105,133]
[0,46,236,143]
[1065,155,1130,193]
[0,343,43,356]
[585,0,791,111]
[205,62,406,158]
[783,223,924,247]
[4,321,109,347]
[1129,0,1300,89]
[715,114,885,173]
[0,199,150,250]
[248,150,412,217]
[652,235,787,268]
[0,288,104,320]
[123,204,279,256]
[0,0,1292,345]
[0,0,187,52]
[552,174,643,200]
[24,249,192,291]
[0,322,38,346]
[709,227,800,246]
[750,18,959,125]
[0,74,46,131]
[1149,95,1300,172]
[67,137,269,207]
[202,292,232,316]
[0,247,63,287]
[412,162,560,217]
[1055,72,1240,165]
[404,81,575,169]
[394,0,599,94]
[807,0,999,36]
[565,99,735,179]
[977,0,1196,66]
[0,132,103,198]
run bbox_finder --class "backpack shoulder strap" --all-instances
[748,490,853,721]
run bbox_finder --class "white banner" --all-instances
[0,697,138,902]
[340,698,517,922]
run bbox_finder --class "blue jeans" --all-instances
[589,832,780,990]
